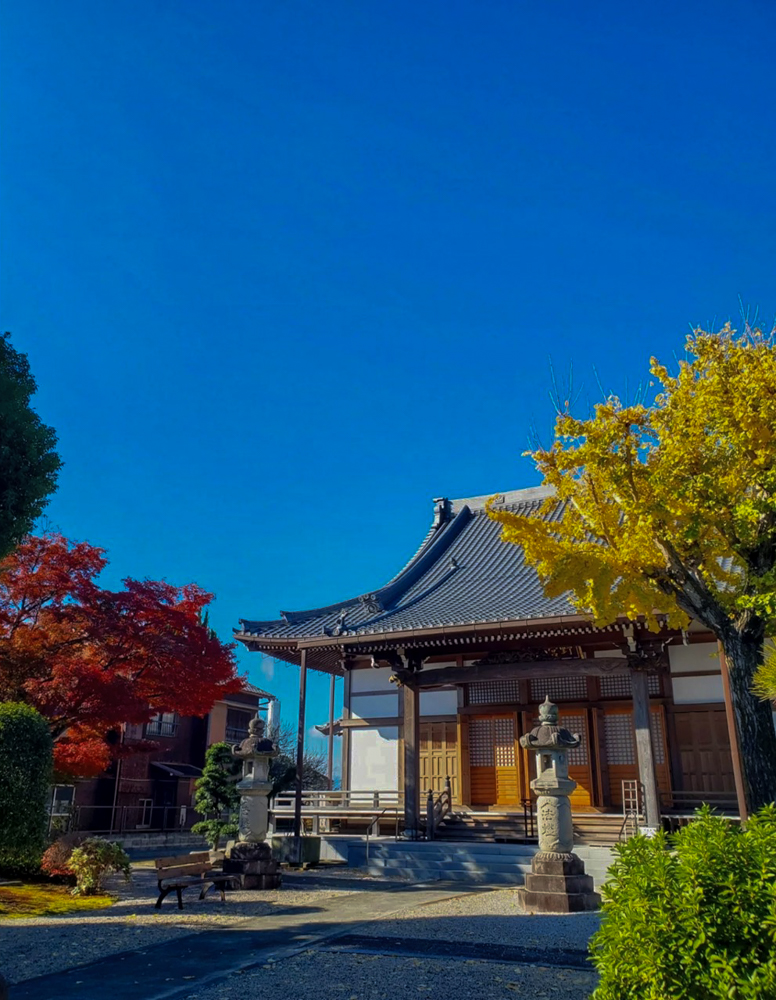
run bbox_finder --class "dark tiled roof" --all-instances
[238,485,573,641]
[240,680,276,699]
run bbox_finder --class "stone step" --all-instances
[366,842,536,857]
[366,849,536,864]
[369,857,533,875]
[366,866,526,885]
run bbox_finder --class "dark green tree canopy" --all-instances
[0,332,62,559]
[0,701,53,876]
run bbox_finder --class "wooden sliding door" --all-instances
[468,714,520,807]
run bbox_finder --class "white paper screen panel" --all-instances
[493,718,516,767]
[559,712,588,765]
[603,711,666,766]
[530,675,587,701]
[604,713,635,765]
[468,679,520,704]
[599,674,661,698]
[469,717,495,766]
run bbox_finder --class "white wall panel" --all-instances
[669,643,719,674]
[349,693,398,720]
[349,726,398,791]
[672,673,724,704]
[351,667,395,693]
[420,689,458,716]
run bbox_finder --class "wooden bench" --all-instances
[154,851,236,910]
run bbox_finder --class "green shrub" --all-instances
[0,702,53,877]
[67,839,131,895]
[40,833,85,882]
[590,805,776,999]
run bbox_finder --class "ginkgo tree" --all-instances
[488,323,776,811]
[0,532,240,776]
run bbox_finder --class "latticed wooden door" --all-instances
[558,711,593,810]
[468,714,520,806]
[420,722,459,802]
[603,706,671,807]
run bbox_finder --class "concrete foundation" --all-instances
[518,852,601,913]
[223,840,282,890]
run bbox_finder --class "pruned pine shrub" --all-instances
[590,805,776,999]
[191,742,240,849]
[67,839,131,895]
[0,702,53,876]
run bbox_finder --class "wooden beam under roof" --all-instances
[406,657,641,688]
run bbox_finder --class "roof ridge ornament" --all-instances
[432,497,452,528]
[360,593,383,615]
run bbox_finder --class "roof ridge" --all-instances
[451,484,555,513]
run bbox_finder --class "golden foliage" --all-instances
[753,645,776,701]
[489,325,776,632]
[0,883,112,918]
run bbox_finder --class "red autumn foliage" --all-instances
[0,533,240,777]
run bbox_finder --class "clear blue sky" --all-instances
[3,0,775,770]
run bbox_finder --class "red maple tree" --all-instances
[0,533,240,776]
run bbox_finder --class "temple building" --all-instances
[236,487,737,842]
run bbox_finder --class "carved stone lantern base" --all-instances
[223,840,282,891]
[518,851,600,913]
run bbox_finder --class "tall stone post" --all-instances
[222,716,282,890]
[518,697,600,912]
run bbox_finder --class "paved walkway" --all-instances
[8,872,599,1000]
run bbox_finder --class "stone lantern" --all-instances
[518,697,600,912]
[222,716,282,890]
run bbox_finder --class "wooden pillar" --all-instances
[717,641,748,823]
[292,649,308,864]
[631,669,661,829]
[327,673,336,790]
[402,680,421,838]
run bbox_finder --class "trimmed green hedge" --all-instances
[0,702,53,877]
[590,805,776,999]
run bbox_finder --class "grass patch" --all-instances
[0,884,114,918]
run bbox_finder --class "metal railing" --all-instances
[521,797,536,840]
[145,720,178,737]
[50,803,206,836]
[365,808,401,863]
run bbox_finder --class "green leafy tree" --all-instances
[590,806,776,999]
[0,701,53,876]
[489,324,776,810]
[192,742,240,849]
[0,333,61,559]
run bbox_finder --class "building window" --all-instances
[145,712,178,737]
[137,798,153,828]
[225,708,253,743]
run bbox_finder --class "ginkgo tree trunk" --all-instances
[489,323,776,812]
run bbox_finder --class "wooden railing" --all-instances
[425,777,452,841]
[268,789,403,836]
[271,789,402,812]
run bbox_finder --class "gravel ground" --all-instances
[358,888,601,952]
[0,866,362,985]
[185,950,597,1000]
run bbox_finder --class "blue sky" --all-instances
[3,0,775,771]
